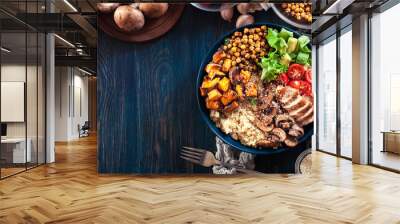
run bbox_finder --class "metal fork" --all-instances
[180,146,263,175]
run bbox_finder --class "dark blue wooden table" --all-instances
[98,4,311,174]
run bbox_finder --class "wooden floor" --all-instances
[1,135,400,224]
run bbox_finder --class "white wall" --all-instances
[1,63,46,163]
[54,66,89,141]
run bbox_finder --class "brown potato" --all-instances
[220,7,234,22]
[114,5,145,32]
[97,3,120,13]
[139,3,168,19]
[236,14,254,28]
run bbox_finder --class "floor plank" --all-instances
[1,135,400,224]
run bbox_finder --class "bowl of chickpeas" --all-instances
[271,3,312,30]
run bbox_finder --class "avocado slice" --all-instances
[287,37,298,54]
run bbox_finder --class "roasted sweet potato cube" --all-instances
[199,87,207,96]
[245,83,257,97]
[205,63,222,74]
[240,70,251,83]
[235,84,244,97]
[218,77,230,92]
[201,77,220,89]
[224,101,239,112]
[207,89,222,101]
[208,70,226,79]
[212,50,226,63]
[206,99,221,110]
[221,89,238,106]
[222,59,232,72]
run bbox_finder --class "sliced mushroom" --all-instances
[255,111,275,127]
[229,66,241,85]
[271,128,287,142]
[256,139,278,148]
[285,136,298,147]
[257,94,273,111]
[275,114,295,130]
[288,124,304,137]
[252,117,274,133]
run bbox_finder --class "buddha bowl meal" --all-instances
[199,25,313,149]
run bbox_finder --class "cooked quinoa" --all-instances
[210,108,265,147]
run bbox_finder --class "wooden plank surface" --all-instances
[98,5,307,174]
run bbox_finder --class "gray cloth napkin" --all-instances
[212,137,256,174]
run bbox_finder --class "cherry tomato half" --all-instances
[288,80,301,89]
[304,69,312,84]
[299,81,312,96]
[279,73,289,85]
[287,64,306,80]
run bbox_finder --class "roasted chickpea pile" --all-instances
[222,26,268,73]
[281,3,312,23]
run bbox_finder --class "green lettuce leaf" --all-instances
[278,28,293,42]
[296,52,310,65]
[259,52,288,82]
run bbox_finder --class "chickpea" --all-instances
[255,28,261,33]
[244,28,249,33]
[231,46,237,52]
[291,5,296,10]
[261,25,267,30]
[233,42,237,47]
[240,44,246,50]
[234,52,240,57]
[242,39,248,44]
[227,44,232,48]
[231,61,237,66]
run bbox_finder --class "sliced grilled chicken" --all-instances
[276,86,314,126]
